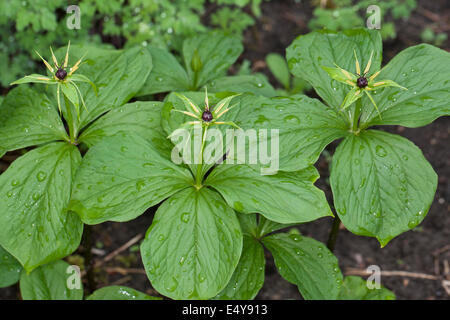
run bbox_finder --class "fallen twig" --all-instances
[95,233,143,267]
[80,233,143,276]
[345,268,438,280]
[105,267,147,275]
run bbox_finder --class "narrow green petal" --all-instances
[364,90,382,120]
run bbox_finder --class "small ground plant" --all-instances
[0,28,448,300]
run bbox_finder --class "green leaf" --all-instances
[231,94,348,171]
[256,215,294,237]
[262,233,343,300]
[360,44,450,128]
[141,187,243,300]
[215,235,265,300]
[78,101,172,158]
[330,130,437,246]
[266,53,291,89]
[0,245,22,288]
[69,132,192,224]
[137,46,190,96]
[182,32,243,88]
[206,165,332,224]
[0,142,83,272]
[87,286,161,300]
[207,74,277,97]
[338,276,396,300]
[237,213,259,236]
[287,29,382,110]
[0,86,68,153]
[20,260,83,300]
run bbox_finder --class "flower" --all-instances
[322,50,407,118]
[10,41,96,118]
[168,88,241,138]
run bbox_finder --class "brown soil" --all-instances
[1,0,449,300]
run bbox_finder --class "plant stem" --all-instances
[351,98,362,133]
[194,125,208,188]
[82,225,96,293]
[63,95,78,143]
[327,215,341,252]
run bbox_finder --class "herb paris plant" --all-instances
[68,89,346,299]
[286,29,450,246]
[0,44,153,273]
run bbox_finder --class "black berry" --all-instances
[202,110,213,122]
[356,76,368,88]
[55,68,67,80]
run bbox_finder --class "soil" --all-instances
[1,0,449,300]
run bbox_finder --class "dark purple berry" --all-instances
[55,68,67,80]
[202,110,213,122]
[356,76,368,88]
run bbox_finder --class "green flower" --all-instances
[322,50,407,118]
[169,88,241,138]
[10,41,97,118]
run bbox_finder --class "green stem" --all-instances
[327,215,341,252]
[192,71,199,91]
[195,125,208,188]
[351,98,362,133]
[63,95,78,143]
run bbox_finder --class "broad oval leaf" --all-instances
[141,187,243,300]
[360,44,450,128]
[338,276,395,300]
[78,101,172,158]
[286,29,382,110]
[69,132,192,224]
[232,94,348,172]
[87,286,161,300]
[0,86,68,153]
[206,164,332,224]
[137,46,190,96]
[266,53,291,89]
[207,74,277,97]
[0,245,22,288]
[214,235,265,300]
[0,142,83,272]
[182,32,243,89]
[330,130,437,246]
[262,232,343,300]
[20,260,83,300]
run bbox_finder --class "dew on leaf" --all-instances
[181,212,190,223]
[283,115,300,124]
[165,277,178,292]
[375,145,387,157]
[37,171,47,182]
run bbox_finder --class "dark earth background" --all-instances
[1,0,449,300]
